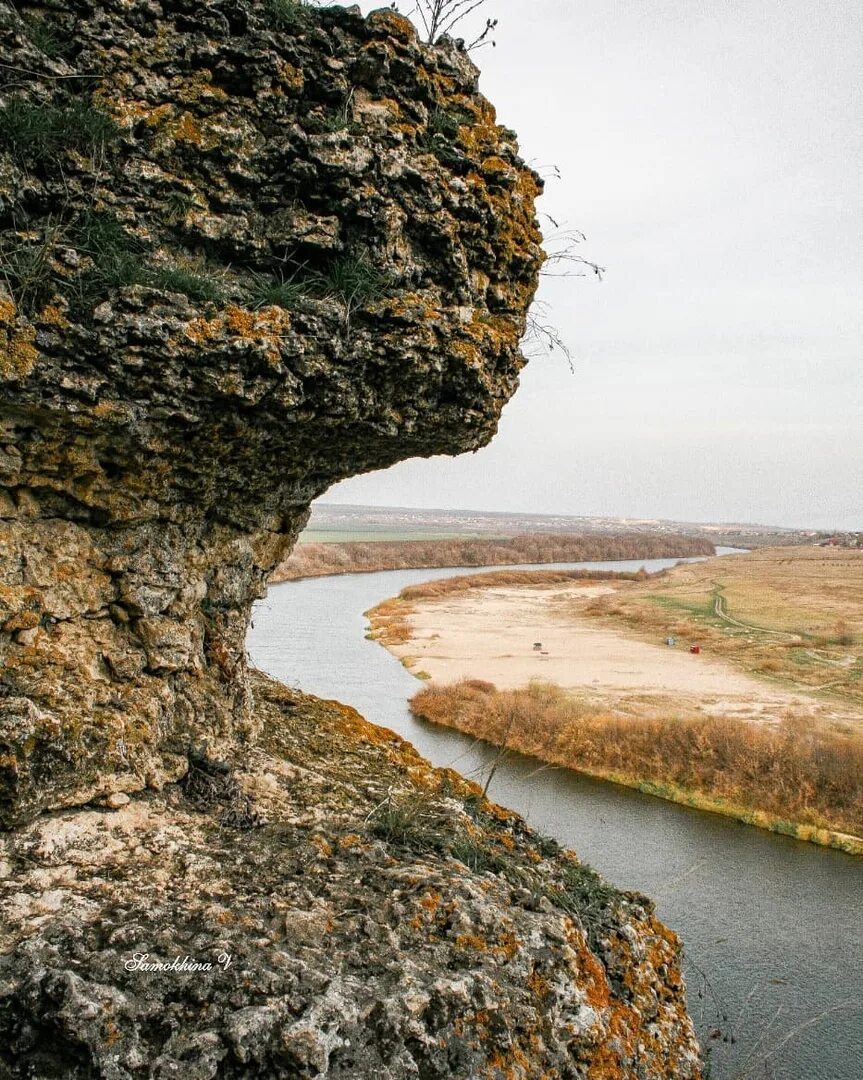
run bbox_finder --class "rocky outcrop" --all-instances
[0,0,542,825]
[0,3,703,1075]
[0,673,702,1078]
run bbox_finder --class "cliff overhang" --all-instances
[0,0,542,825]
[0,3,703,1075]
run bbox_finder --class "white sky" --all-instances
[327,0,862,529]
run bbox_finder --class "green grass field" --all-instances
[298,529,508,544]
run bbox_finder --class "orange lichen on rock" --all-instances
[37,304,69,329]
[170,111,207,146]
[97,94,173,129]
[367,9,418,43]
[1,321,38,382]
[278,61,305,92]
[183,304,291,365]
[175,70,229,106]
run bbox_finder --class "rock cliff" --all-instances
[0,0,541,825]
[0,2,702,1076]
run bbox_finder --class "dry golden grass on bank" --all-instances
[365,598,414,645]
[411,679,863,840]
[272,532,714,582]
[399,566,649,601]
[574,547,863,703]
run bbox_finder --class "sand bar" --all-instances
[384,584,853,724]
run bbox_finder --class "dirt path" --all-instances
[385,583,854,725]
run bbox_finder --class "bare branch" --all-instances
[398,0,497,48]
[542,226,605,280]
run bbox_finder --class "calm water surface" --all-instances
[248,554,863,1080]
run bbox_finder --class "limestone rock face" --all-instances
[0,675,703,1079]
[0,0,543,825]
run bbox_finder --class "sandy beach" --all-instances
[383,583,848,725]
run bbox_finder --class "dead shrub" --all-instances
[410,681,863,837]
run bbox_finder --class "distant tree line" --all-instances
[271,532,715,581]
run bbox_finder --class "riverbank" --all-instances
[410,680,863,855]
[271,532,714,581]
[367,553,863,851]
[248,560,863,1079]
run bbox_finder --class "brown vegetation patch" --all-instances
[271,532,714,582]
[398,567,650,602]
[411,679,863,840]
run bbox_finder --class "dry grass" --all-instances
[398,567,649,602]
[365,597,415,645]
[575,547,863,703]
[271,532,714,582]
[411,680,863,839]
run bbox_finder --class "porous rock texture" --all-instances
[0,674,702,1078]
[0,0,543,825]
[0,2,703,1076]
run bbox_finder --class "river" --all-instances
[247,553,863,1080]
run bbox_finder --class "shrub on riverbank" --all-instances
[410,680,863,839]
[398,566,648,601]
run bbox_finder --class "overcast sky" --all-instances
[327,0,862,529]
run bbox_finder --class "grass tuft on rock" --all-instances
[150,266,225,303]
[265,0,312,32]
[247,268,307,310]
[21,13,72,58]
[309,251,395,310]
[0,100,119,164]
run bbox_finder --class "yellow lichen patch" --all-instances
[175,71,229,106]
[526,968,551,1001]
[184,312,224,346]
[409,890,443,933]
[454,933,488,953]
[465,312,520,354]
[455,114,505,160]
[97,95,174,130]
[310,834,333,858]
[37,304,69,329]
[480,155,513,176]
[367,9,417,42]
[229,305,291,365]
[1,325,38,382]
[278,62,305,93]
[92,400,125,419]
[101,1020,122,1049]
[494,931,520,962]
[572,936,611,1009]
[450,339,483,368]
[170,111,207,146]
[484,1044,535,1080]
[419,890,442,914]
[337,832,364,850]
[374,96,404,118]
[184,305,291,366]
